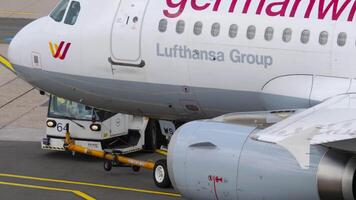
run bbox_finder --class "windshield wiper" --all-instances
[62,116,85,129]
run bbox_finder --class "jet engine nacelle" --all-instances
[168,121,356,200]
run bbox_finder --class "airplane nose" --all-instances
[8,17,45,69]
[8,29,24,67]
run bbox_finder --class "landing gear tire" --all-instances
[144,120,160,152]
[104,160,112,171]
[153,159,172,188]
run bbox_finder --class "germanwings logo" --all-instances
[49,41,71,60]
[164,0,356,22]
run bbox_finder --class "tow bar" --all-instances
[63,124,172,188]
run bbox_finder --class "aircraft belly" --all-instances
[12,64,312,120]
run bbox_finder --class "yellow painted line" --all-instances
[155,150,168,156]
[0,10,34,16]
[73,191,96,200]
[0,173,181,198]
[0,181,95,200]
[0,55,15,72]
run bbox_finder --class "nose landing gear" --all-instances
[153,159,171,188]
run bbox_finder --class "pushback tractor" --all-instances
[41,95,175,187]
[42,95,175,154]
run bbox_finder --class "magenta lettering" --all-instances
[163,0,187,18]
[256,0,266,15]
[230,0,239,13]
[212,0,222,11]
[318,0,351,20]
[242,0,251,13]
[265,0,290,17]
[304,0,316,18]
[191,0,210,11]
[162,0,356,22]
[289,0,301,17]
[348,1,356,21]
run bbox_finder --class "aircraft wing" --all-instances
[253,93,356,169]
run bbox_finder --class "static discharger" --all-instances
[0,55,15,73]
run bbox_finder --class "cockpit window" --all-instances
[50,0,70,22]
[64,1,81,25]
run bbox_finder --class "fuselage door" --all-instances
[110,0,149,67]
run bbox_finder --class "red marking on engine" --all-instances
[208,175,225,200]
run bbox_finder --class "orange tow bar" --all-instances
[64,131,155,170]
[64,125,173,189]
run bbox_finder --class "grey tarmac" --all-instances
[0,17,33,44]
[0,141,180,200]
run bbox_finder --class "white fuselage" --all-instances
[8,0,356,120]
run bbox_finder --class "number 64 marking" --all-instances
[56,123,67,132]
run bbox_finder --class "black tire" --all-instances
[153,159,172,188]
[104,160,112,171]
[132,166,140,172]
[144,120,160,151]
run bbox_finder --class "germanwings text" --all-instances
[163,0,356,22]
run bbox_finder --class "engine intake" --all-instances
[318,150,356,200]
